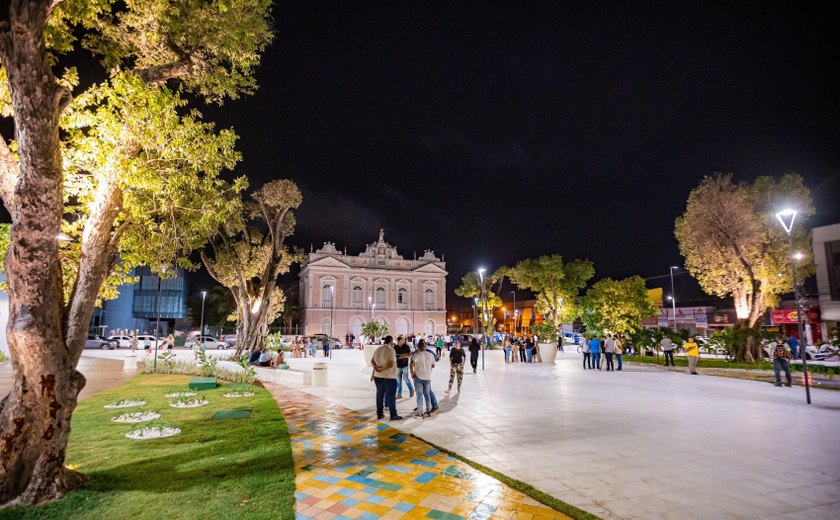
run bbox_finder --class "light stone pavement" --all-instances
[269,349,840,520]
[0,355,135,401]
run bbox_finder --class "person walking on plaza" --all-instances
[661,336,675,368]
[468,336,481,373]
[589,336,602,370]
[371,335,402,421]
[410,340,436,417]
[614,335,623,371]
[771,335,793,387]
[604,334,616,371]
[394,336,414,399]
[581,335,591,369]
[684,336,700,375]
[503,337,512,363]
[448,340,466,392]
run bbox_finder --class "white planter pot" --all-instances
[363,343,381,367]
[123,352,138,370]
[538,342,558,364]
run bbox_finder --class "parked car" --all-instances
[311,334,342,349]
[107,335,132,348]
[220,334,238,348]
[85,336,116,350]
[186,335,227,350]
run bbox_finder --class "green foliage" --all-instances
[530,323,559,343]
[580,276,656,337]
[0,350,7,363]
[362,322,388,342]
[675,173,814,326]
[0,375,295,519]
[0,223,9,291]
[265,331,292,351]
[507,255,594,327]
[454,268,506,335]
[143,358,255,384]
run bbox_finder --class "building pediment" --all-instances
[413,263,447,275]
[308,256,351,269]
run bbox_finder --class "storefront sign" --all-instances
[771,308,820,324]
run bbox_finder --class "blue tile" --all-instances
[422,448,440,457]
[361,486,379,494]
[377,424,390,430]
[363,495,384,504]
[358,513,380,520]
[411,459,437,468]
[295,514,311,520]
[335,516,353,520]
[340,497,361,507]
[313,474,341,484]
[395,502,415,512]
[384,464,412,473]
[337,488,356,497]
[414,471,438,484]
[294,491,308,500]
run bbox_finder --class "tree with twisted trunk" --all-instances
[201,180,303,357]
[675,173,814,362]
[0,0,273,506]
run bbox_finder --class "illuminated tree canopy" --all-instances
[580,276,655,338]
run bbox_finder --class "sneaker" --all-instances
[396,394,403,399]
[423,412,431,418]
[413,407,418,412]
[774,383,782,387]
[409,390,414,398]
[784,383,792,387]
[414,412,424,418]
[430,406,439,413]
[390,416,403,421]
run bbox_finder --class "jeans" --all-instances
[470,354,478,372]
[605,352,614,371]
[397,366,414,396]
[664,350,675,366]
[414,378,432,413]
[519,348,526,362]
[615,353,623,370]
[503,347,511,362]
[526,348,533,363]
[374,377,398,419]
[774,358,791,385]
[591,351,601,369]
[583,352,591,369]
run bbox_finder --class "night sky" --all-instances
[10,1,840,306]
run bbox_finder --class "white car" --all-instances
[187,335,227,350]
[107,335,133,348]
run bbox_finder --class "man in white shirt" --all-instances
[410,339,436,417]
[371,335,402,421]
[604,335,616,371]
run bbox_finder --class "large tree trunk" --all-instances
[0,0,87,506]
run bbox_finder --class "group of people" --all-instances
[659,336,700,374]
[579,334,625,371]
[370,334,475,420]
[288,336,327,358]
[501,335,543,363]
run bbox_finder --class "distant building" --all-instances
[298,230,447,339]
[812,222,840,339]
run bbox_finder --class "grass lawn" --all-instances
[625,354,775,370]
[0,375,295,520]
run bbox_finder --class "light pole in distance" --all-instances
[478,268,486,370]
[669,266,679,328]
[776,208,811,404]
[510,290,516,334]
[199,290,207,351]
[153,265,169,372]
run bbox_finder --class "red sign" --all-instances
[771,308,820,324]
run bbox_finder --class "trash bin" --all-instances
[312,362,328,386]
[124,352,138,370]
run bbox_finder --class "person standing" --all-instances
[772,336,793,387]
[532,335,542,363]
[684,337,700,375]
[468,336,481,373]
[661,336,675,367]
[503,337,512,363]
[394,336,415,399]
[581,335,591,369]
[435,335,444,358]
[604,335,615,371]
[787,335,800,360]
[448,339,466,392]
[589,336,602,370]
[371,335,402,420]
[524,335,534,363]
[614,336,624,371]
[518,337,526,362]
[410,339,436,417]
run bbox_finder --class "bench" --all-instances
[254,366,312,385]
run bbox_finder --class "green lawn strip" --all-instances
[0,374,295,520]
[624,355,840,375]
[408,434,601,520]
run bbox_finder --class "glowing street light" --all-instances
[669,266,679,328]
[775,208,810,404]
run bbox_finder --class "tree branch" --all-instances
[136,60,191,85]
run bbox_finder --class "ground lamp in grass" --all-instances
[776,208,810,404]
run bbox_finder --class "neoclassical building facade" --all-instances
[298,230,447,339]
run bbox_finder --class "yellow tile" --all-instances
[342,508,364,519]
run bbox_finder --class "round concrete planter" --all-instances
[363,343,381,367]
[538,342,558,364]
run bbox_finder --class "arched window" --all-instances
[321,284,334,307]
[375,286,386,308]
[320,317,332,334]
[425,319,435,337]
[397,287,407,307]
[424,288,435,310]
[352,286,363,308]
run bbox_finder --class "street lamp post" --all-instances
[478,268,486,370]
[473,298,478,336]
[199,290,207,350]
[776,209,811,405]
[330,286,335,359]
[669,266,679,328]
[510,290,516,334]
[153,265,168,372]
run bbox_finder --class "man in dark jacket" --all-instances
[468,336,481,373]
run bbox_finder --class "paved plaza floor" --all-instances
[266,382,572,520]
[271,349,840,520]
[0,355,134,401]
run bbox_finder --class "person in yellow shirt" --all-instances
[684,337,700,375]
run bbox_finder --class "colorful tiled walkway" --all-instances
[265,384,571,520]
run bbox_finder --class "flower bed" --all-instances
[169,399,210,408]
[111,411,161,423]
[104,400,147,409]
[164,391,197,398]
[125,426,181,440]
[223,392,254,398]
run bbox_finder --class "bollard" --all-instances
[124,351,138,370]
[312,362,328,386]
